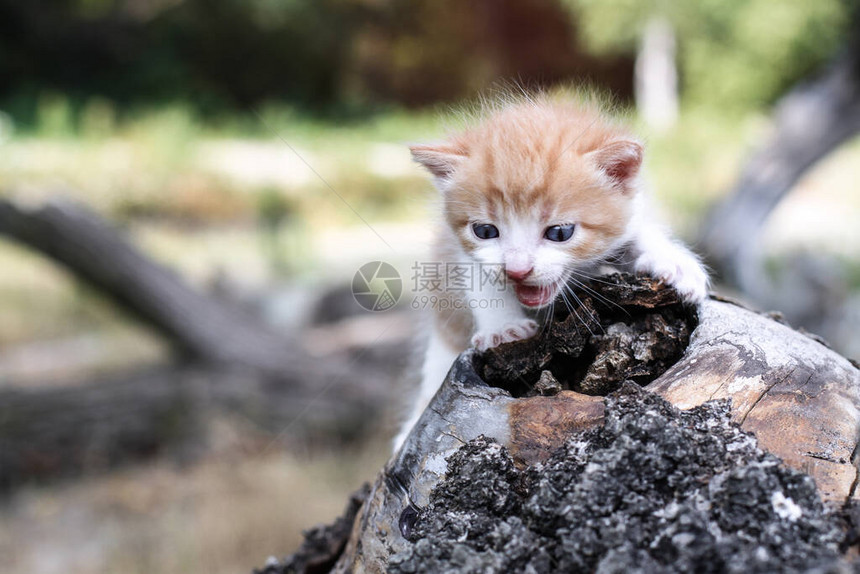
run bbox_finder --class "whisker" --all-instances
[563,284,604,335]
[564,267,613,282]
[566,272,630,317]
[563,261,622,282]
[540,299,555,337]
[559,286,595,337]
[555,285,572,316]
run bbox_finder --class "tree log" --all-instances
[0,359,403,489]
[289,277,859,572]
[0,196,407,485]
[0,196,306,371]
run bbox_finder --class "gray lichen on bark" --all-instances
[388,384,849,573]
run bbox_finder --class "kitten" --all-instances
[393,93,708,449]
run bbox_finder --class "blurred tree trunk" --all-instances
[635,17,678,133]
[700,14,860,294]
[0,196,403,487]
[0,363,391,489]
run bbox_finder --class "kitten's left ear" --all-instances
[587,139,643,193]
[410,143,468,180]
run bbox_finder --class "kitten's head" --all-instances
[411,95,644,308]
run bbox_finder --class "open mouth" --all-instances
[513,282,558,308]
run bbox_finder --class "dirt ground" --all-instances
[0,438,391,574]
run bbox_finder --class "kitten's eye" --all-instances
[472,223,499,240]
[544,224,575,242]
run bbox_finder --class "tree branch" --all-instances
[700,21,860,291]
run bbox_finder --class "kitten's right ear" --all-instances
[587,139,643,194]
[409,143,468,180]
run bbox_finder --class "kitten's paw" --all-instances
[635,250,709,304]
[472,319,539,351]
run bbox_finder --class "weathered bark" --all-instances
[700,18,860,292]
[326,283,859,572]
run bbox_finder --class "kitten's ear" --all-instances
[410,143,468,180]
[587,139,643,193]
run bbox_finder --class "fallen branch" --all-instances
[0,196,405,486]
[0,197,305,371]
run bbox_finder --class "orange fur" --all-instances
[439,99,638,261]
[413,94,644,349]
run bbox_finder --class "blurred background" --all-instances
[0,0,858,572]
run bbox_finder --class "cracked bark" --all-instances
[735,365,797,426]
[262,276,859,573]
[849,442,860,500]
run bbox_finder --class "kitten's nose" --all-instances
[505,266,534,281]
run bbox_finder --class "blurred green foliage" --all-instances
[0,0,357,119]
[2,0,854,127]
[1,0,855,235]
[0,0,632,127]
[567,0,852,111]
[2,0,854,132]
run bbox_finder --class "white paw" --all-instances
[471,319,539,351]
[635,249,709,304]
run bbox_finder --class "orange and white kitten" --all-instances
[394,94,708,449]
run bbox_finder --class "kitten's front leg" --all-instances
[470,286,538,351]
[630,222,709,303]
